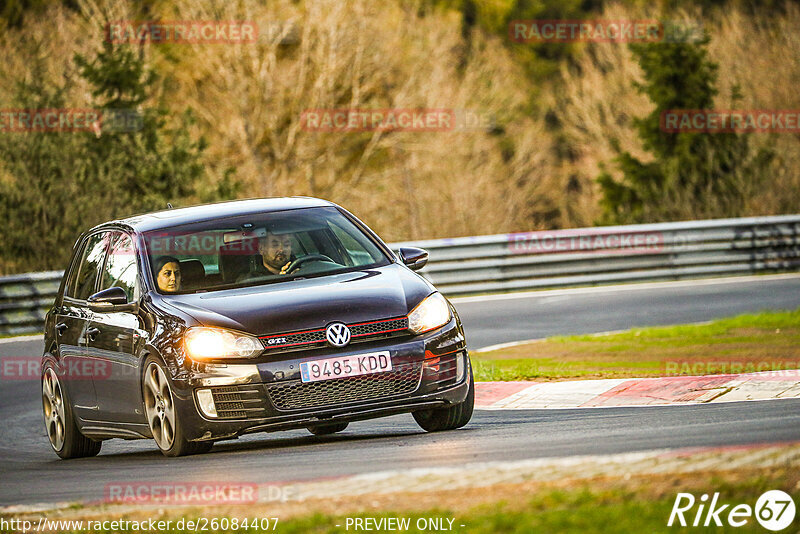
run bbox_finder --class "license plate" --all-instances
[300,351,392,383]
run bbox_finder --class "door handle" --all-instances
[56,323,68,336]
[86,327,100,342]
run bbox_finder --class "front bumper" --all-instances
[170,318,470,441]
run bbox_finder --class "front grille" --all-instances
[262,328,325,348]
[267,362,422,411]
[351,318,408,338]
[208,385,269,420]
[259,317,410,354]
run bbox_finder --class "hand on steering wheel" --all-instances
[279,254,335,275]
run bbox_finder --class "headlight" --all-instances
[407,292,452,334]
[184,327,262,360]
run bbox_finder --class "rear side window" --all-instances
[68,233,109,300]
[99,233,138,302]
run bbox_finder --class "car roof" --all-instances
[92,197,336,233]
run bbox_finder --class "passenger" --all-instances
[154,255,182,293]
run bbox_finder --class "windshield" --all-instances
[143,207,390,294]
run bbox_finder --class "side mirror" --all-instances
[397,247,429,271]
[88,287,137,312]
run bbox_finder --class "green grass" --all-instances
[473,308,800,381]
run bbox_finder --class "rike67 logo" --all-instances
[669,490,796,531]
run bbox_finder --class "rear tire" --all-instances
[42,363,102,459]
[307,422,349,435]
[142,356,212,457]
[413,365,474,432]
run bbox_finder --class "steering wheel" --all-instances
[282,254,335,274]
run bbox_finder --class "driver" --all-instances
[255,231,294,275]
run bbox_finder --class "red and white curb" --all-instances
[475,370,800,410]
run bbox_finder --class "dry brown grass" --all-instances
[709,3,800,215]
[552,2,800,226]
[0,0,797,252]
[154,0,559,240]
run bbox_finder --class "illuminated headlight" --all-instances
[184,327,262,360]
[407,293,452,334]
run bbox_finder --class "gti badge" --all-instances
[326,322,351,347]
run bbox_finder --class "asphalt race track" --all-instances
[2,275,800,507]
[2,400,800,507]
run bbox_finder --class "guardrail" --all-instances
[396,214,800,295]
[0,271,64,336]
[1,215,799,335]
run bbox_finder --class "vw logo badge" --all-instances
[326,323,351,347]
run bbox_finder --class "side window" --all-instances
[327,221,378,266]
[71,233,110,300]
[99,233,138,302]
[63,240,88,299]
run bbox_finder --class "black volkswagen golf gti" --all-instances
[42,198,473,458]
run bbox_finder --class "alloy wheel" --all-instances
[42,368,66,451]
[143,362,176,450]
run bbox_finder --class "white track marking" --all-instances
[452,273,800,304]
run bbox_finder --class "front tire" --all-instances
[413,366,474,432]
[142,356,212,457]
[42,364,102,459]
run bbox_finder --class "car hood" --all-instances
[160,263,434,336]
